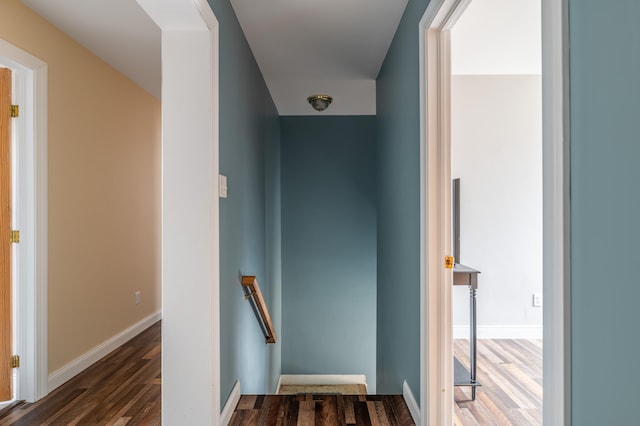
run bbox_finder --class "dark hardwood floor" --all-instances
[0,321,161,425]
[0,322,541,425]
[230,394,415,426]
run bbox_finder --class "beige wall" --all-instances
[0,0,161,373]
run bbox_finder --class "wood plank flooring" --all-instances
[454,338,542,425]
[230,394,415,426]
[0,321,161,425]
[0,323,541,425]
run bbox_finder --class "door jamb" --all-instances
[541,0,571,423]
[418,0,571,424]
[419,2,470,423]
[0,38,49,403]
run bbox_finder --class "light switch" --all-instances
[219,174,228,198]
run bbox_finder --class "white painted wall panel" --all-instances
[451,75,542,337]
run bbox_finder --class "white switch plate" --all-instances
[219,174,228,198]
[532,293,542,307]
[135,291,141,305]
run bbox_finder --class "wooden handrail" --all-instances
[241,276,277,344]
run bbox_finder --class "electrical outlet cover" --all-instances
[532,293,542,307]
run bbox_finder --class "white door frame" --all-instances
[418,0,570,424]
[540,0,571,424]
[418,1,464,424]
[0,39,49,403]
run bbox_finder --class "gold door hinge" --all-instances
[10,105,19,118]
[11,355,19,369]
[10,230,20,243]
[445,255,455,269]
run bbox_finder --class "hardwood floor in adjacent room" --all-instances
[0,321,161,425]
[454,338,542,425]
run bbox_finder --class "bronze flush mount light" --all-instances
[307,94,333,112]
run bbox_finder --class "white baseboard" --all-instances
[403,380,420,425]
[453,325,543,339]
[47,311,162,392]
[221,381,241,426]
[277,374,368,393]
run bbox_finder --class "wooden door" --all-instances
[0,67,12,401]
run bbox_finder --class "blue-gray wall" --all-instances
[569,1,640,423]
[281,116,377,390]
[206,0,640,421]
[375,0,428,398]
[207,0,282,406]
[265,114,282,393]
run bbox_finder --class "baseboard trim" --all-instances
[403,380,420,425]
[47,311,162,392]
[453,325,543,339]
[221,381,241,426]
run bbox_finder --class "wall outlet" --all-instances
[532,293,542,307]
[135,291,141,305]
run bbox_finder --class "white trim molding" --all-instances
[403,380,420,425]
[47,312,161,392]
[220,381,240,426]
[541,0,571,424]
[419,1,470,424]
[0,37,48,403]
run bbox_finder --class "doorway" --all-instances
[419,0,569,424]
[0,40,49,405]
[449,0,543,422]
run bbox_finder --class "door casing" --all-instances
[0,40,48,404]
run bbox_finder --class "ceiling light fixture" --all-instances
[307,94,333,112]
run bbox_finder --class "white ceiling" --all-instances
[21,0,409,115]
[22,0,161,98]
[230,0,408,115]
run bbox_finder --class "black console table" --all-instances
[453,263,481,400]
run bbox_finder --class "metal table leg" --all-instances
[453,264,480,400]
[470,285,477,400]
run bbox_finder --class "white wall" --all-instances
[450,0,542,339]
[451,0,541,76]
[451,75,542,338]
[136,0,221,423]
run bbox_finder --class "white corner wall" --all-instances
[161,29,219,423]
[451,74,543,338]
[136,0,221,424]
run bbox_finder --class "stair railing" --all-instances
[241,275,277,344]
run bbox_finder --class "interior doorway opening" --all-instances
[419,0,569,424]
[449,0,543,422]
